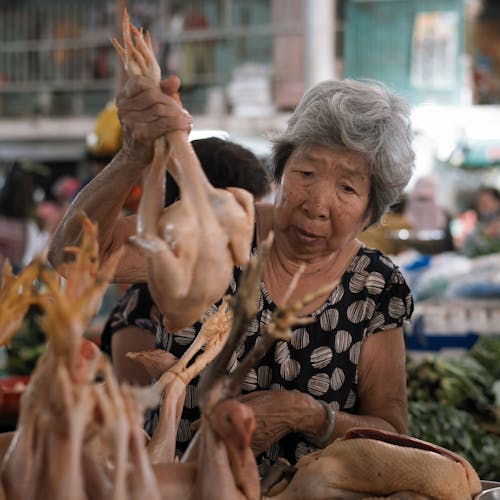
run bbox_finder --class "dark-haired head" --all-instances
[475,185,500,220]
[164,137,271,206]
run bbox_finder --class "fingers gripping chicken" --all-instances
[113,10,254,331]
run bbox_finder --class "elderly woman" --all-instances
[48,75,415,465]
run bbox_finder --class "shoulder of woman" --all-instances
[356,246,408,282]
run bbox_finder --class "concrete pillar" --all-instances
[304,0,336,90]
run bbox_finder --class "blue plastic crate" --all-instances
[405,315,479,352]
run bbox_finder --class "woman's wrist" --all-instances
[117,131,155,169]
[308,400,336,448]
[114,147,151,174]
[300,398,336,448]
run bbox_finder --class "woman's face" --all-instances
[476,191,500,218]
[273,145,371,259]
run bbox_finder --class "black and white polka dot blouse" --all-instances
[141,244,413,465]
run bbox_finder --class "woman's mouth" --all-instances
[293,226,323,243]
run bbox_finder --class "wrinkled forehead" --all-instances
[291,144,371,177]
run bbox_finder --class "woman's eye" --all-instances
[341,184,355,193]
[300,170,313,177]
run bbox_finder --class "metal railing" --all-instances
[0,0,305,117]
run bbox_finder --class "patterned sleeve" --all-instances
[100,283,161,357]
[366,266,414,336]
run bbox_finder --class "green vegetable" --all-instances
[408,401,500,480]
[5,305,47,376]
[406,336,500,480]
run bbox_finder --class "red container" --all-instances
[0,375,30,416]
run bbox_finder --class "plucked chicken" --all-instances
[267,427,482,500]
[112,9,254,332]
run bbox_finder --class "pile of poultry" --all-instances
[0,213,317,500]
[0,9,485,500]
[0,213,267,500]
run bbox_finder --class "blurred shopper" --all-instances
[0,162,49,272]
[403,176,454,252]
[460,186,500,257]
[36,176,81,237]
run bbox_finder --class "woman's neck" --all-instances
[269,232,343,277]
[263,240,359,312]
[255,204,360,311]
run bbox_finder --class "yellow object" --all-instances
[86,101,122,157]
[359,213,413,255]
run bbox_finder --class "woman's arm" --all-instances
[304,327,407,444]
[47,75,191,281]
[303,327,407,445]
[48,152,147,280]
[111,325,155,385]
[354,326,408,433]
[240,327,408,454]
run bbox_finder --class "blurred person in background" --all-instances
[36,176,81,237]
[403,176,454,252]
[0,162,50,272]
[460,185,500,257]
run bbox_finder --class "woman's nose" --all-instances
[303,186,331,220]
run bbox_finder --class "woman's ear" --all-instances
[361,221,373,233]
[361,208,374,231]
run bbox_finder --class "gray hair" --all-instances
[270,79,415,226]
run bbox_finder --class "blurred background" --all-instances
[0,0,499,196]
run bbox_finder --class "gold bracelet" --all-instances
[308,400,335,448]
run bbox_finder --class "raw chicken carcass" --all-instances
[112,9,254,331]
[267,427,482,500]
[0,215,126,499]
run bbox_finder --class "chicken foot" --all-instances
[195,233,274,407]
[0,257,41,346]
[134,299,233,464]
[43,363,94,500]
